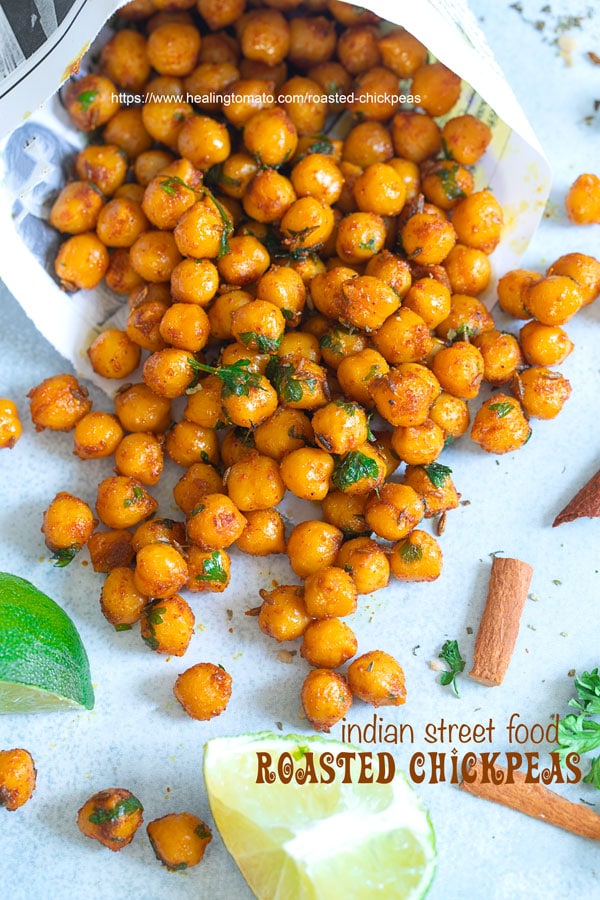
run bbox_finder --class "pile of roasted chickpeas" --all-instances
[3,0,600,742]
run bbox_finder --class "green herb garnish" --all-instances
[238,331,282,354]
[196,550,228,584]
[332,451,379,491]
[194,822,212,840]
[398,541,423,564]
[123,485,145,507]
[77,89,99,110]
[569,669,600,714]
[51,545,80,568]
[358,238,377,252]
[423,462,452,488]
[187,358,262,398]
[159,175,195,196]
[488,401,514,417]
[437,164,467,200]
[88,795,143,824]
[583,756,600,789]
[203,188,233,258]
[266,357,312,404]
[438,639,466,697]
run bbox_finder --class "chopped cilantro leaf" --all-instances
[332,451,380,491]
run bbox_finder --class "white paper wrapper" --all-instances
[0,0,551,393]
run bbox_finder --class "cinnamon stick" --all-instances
[553,469,600,526]
[460,759,600,840]
[469,556,533,686]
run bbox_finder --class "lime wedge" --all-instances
[204,732,436,899]
[0,572,94,713]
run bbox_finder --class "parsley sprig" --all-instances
[187,358,262,398]
[332,451,380,491]
[557,669,600,785]
[51,545,80,568]
[438,640,466,697]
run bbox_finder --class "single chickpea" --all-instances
[470,394,532,454]
[174,199,227,259]
[134,543,188,599]
[41,491,96,553]
[140,595,195,656]
[114,383,172,434]
[88,530,135,574]
[187,493,246,550]
[221,373,278,429]
[281,198,336,254]
[390,530,443,582]
[312,400,369,455]
[173,662,232,720]
[96,476,158,529]
[50,182,105,235]
[512,367,571,420]
[301,669,352,732]
[100,28,151,90]
[230,299,285,354]
[401,213,457,266]
[303,566,358,619]
[240,9,290,66]
[372,307,433,365]
[547,252,600,306]
[337,24,380,75]
[391,112,441,164]
[134,149,176,186]
[441,114,492,166]
[100,567,147,628]
[365,251,412,297]
[370,364,438,427]
[343,121,394,168]
[253,407,314,460]
[347,650,407,707]
[146,22,201,76]
[64,74,120,131]
[87,329,141,380]
[336,348,390,407]
[402,278,451,330]
[96,197,148,248]
[257,265,306,327]
[497,268,542,320]
[243,106,298,166]
[451,190,503,253]
[78,142,130,195]
[177,115,231,170]
[336,212,387,264]
[208,291,253,342]
[387,157,421,201]
[301,619,358,670]
[431,342,485,400]
[565,173,600,224]
[0,749,36,810]
[0,399,22,449]
[291,154,344,207]
[158,304,210,354]
[426,391,468,440]
[142,171,200,232]
[523,275,584,326]
[77,788,143,850]
[279,447,334,501]
[225,453,285,511]
[242,168,297,224]
[186,547,231,593]
[443,244,491,295]
[132,518,186,554]
[403,464,460,517]
[471,330,524,386]
[173,462,224,516]
[350,66,403,121]
[391,419,445,466]
[518,321,574,367]
[339,275,401,333]
[165,420,219,468]
[421,162,474,212]
[365,482,424,542]
[103,108,153,160]
[236,508,286,556]
[288,15,337,68]
[336,536,391,595]
[331,444,387,496]
[286,520,343,579]
[321,491,370,537]
[257,585,311,642]
[170,258,219,307]
[220,427,256,468]
[197,0,245,30]
[223,78,276,128]
[217,235,271,287]
[377,28,427,78]
[412,62,461,116]
[105,249,146,296]
[142,349,199,399]
[310,266,355,319]
[54,233,109,291]
[147,813,212,871]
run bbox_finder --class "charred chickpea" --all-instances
[87,329,141,380]
[73,411,123,460]
[518,321,574,367]
[130,231,182,283]
[391,112,441,164]
[217,235,270,286]
[257,584,311,641]
[470,394,531,454]
[55,232,109,290]
[114,433,164,486]
[146,22,201,76]
[253,406,314,460]
[443,244,491,295]
[165,420,219,468]
[441,114,492,166]
[401,212,457,266]
[114,383,172,434]
[391,419,445,466]
[336,536,391,594]
[50,182,105,235]
[174,662,232,720]
[100,567,148,628]
[186,547,230,592]
[370,364,438,428]
[64,74,120,131]
[303,566,357,619]
[336,212,387,264]
[343,120,394,168]
[348,650,407,707]
[77,788,143,851]
[390,530,443,582]
[170,258,219,306]
[512,367,571,420]
[100,28,150,90]
[103,108,153,159]
[140,595,195,655]
[186,493,246,550]
[431,342,485,399]
[0,399,22,449]
[288,15,337,68]
[312,400,369,455]
[372,307,433,364]
[242,168,297,224]
[429,390,470,440]
[565,173,600,225]
[365,482,424,542]
[301,618,358,669]
[279,447,334,501]
[286,520,343,579]
[240,9,290,66]
[403,464,460,517]
[301,669,352,732]
[451,190,503,253]
[471,330,524,386]
[29,374,91,432]
[321,490,370,537]
[0,749,36,811]
[96,476,158,529]
[96,197,148,248]
[197,0,245,30]
[225,452,285,511]
[281,197,335,254]
[377,28,427,77]
[523,275,584,326]
[88,530,135,573]
[147,813,212,871]
[497,268,542,319]
[236,508,286,556]
[547,252,600,306]
[336,348,390,407]
[402,278,451,330]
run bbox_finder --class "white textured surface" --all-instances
[1,1,600,898]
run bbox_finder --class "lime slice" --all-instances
[0,572,94,713]
[204,732,436,899]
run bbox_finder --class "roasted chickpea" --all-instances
[220,426,256,468]
[365,482,424,542]
[331,444,387,496]
[257,584,310,641]
[208,290,252,341]
[431,342,484,399]
[146,22,201,76]
[286,520,343,579]
[279,446,334,501]
[114,383,172,433]
[100,567,147,627]
[336,348,389,407]
[223,78,276,127]
[338,275,399,333]
[185,545,230,592]
[89,530,135,573]
[132,517,186,554]
[242,169,296,224]
[142,349,197,399]
[343,120,394,168]
[177,114,231,169]
[64,74,120,131]
[390,530,443,582]
[224,452,284,511]
[270,356,329,410]
[54,232,110,291]
[335,536,390,594]
[141,173,199,232]
[165,420,219,468]
[402,278,451,330]
[183,376,225,430]
[87,329,141,380]
[403,464,460,517]
[451,190,503,254]
[470,394,532,454]
[364,251,412,297]
[311,400,368,456]
[443,244,491,295]
[565,173,600,224]
[523,275,584,326]
[28,374,91,432]
[77,788,143,851]
[401,212,456,266]
[471,330,524,386]
[350,66,403,120]
[303,566,357,619]
[186,493,246,550]
[321,490,370,537]
[0,749,36,811]
[174,662,232,720]
[197,0,245,30]
[73,411,123,460]
[347,650,406,707]
[391,112,441,164]
[142,79,194,149]
[336,212,386,264]
[391,419,445,466]
[114,433,164,486]
[412,61,461,115]
[301,618,357,669]
[497,268,542,319]
[216,235,270,286]
[147,813,212,871]
[301,669,352,732]
[236,508,286,556]
[547,252,600,306]
[287,15,336,68]
[129,230,182,283]
[337,24,380,75]
[0,399,22,449]
[518,321,574,367]
[240,9,290,65]
[370,364,438,427]
[377,28,427,77]
[96,476,158,529]
[221,373,278,429]
[281,197,335,254]
[135,149,176,186]
[372,307,433,364]
[290,154,343,208]
[140,595,194,655]
[105,249,146,295]
[278,75,326,134]
[170,258,219,306]
[100,28,151,90]
[157,304,209,354]
[512,367,571,420]
[96,197,148,248]
[253,407,313,460]
[50,182,105,235]
[103,108,153,159]
[387,157,421,201]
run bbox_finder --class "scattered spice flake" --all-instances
[589,52,600,64]
[245,606,261,616]
[226,609,233,621]
[466,626,473,635]
[527,624,537,631]
[460,499,471,506]
[553,579,562,586]
[277,650,296,664]
[568,669,576,677]
[275,721,283,731]
[436,511,447,536]
[412,645,420,656]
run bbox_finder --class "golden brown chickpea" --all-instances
[126,299,169,353]
[343,121,394,168]
[523,275,584,326]
[54,232,110,291]
[114,383,172,434]
[547,252,600,306]
[197,0,245,30]
[565,173,600,224]
[158,304,209,354]
[518,321,574,367]
[340,275,399,332]
[402,278,450,330]
[371,430,401,478]
[143,348,198,399]
[391,419,445,466]
[301,618,357,670]
[170,258,219,307]
[96,198,148,248]
[222,372,278,429]
[217,235,270,286]
[471,330,524,386]
[114,433,164,486]
[132,518,186,555]
[100,29,150,91]
[350,66,401,121]
[183,377,225,431]
[165,420,219,468]
[451,190,503,253]
[50,182,105,235]
[174,662,232,719]
[130,231,182,283]
[87,329,141,381]
[141,173,199,232]
[255,266,306,327]
[403,463,460,517]
[391,112,441,164]
[287,15,336,68]
[147,812,212,871]
[347,650,406,707]
[134,149,176,187]
[301,669,352,732]
[441,113,492,165]
[64,74,120,131]
[287,519,343,579]
[257,584,311,641]
[73,411,123,460]
[197,30,240,65]
[173,463,223,515]
[212,153,258,202]
[187,492,246,550]
[497,268,542,319]
[0,749,36,811]
[186,547,231,592]
[311,400,368,456]
[236,508,286,556]
[269,355,330,410]
[240,9,290,65]
[96,476,158,529]
[252,407,313,460]
[443,244,491,296]
[390,530,443,582]
[336,212,387,264]
[308,61,352,110]
[364,251,411,297]
[335,536,390,594]
[401,212,457,266]
[88,530,135,574]
[105,249,146,296]
[41,491,96,554]
[28,374,91,432]
[100,567,147,628]
[146,22,201,76]
[412,61,461,116]
[77,788,143,851]
[372,307,433,364]
[386,157,420,202]
[321,490,370,537]
[0,399,22,449]
[177,115,231,169]
[353,163,406,218]
[281,197,336,254]
[431,341,484,400]
[370,364,438,427]
[427,391,469,441]
[279,446,334,501]
[310,266,355,319]
[331,444,387,496]
[223,78,276,127]
[377,28,427,77]
[512,367,571,420]
[242,169,297,224]
[470,393,532,454]
[304,566,357,618]
[223,447,282,504]
[140,594,194,655]
[337,24,380,75]
[220,344,270,378]
[141,79,194,148]
[421,162,473,214]
[278,75,326,135]
[335,348,389,407]
[103,108,153,160]
[365,481,424,542]
[185,60,240,111]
